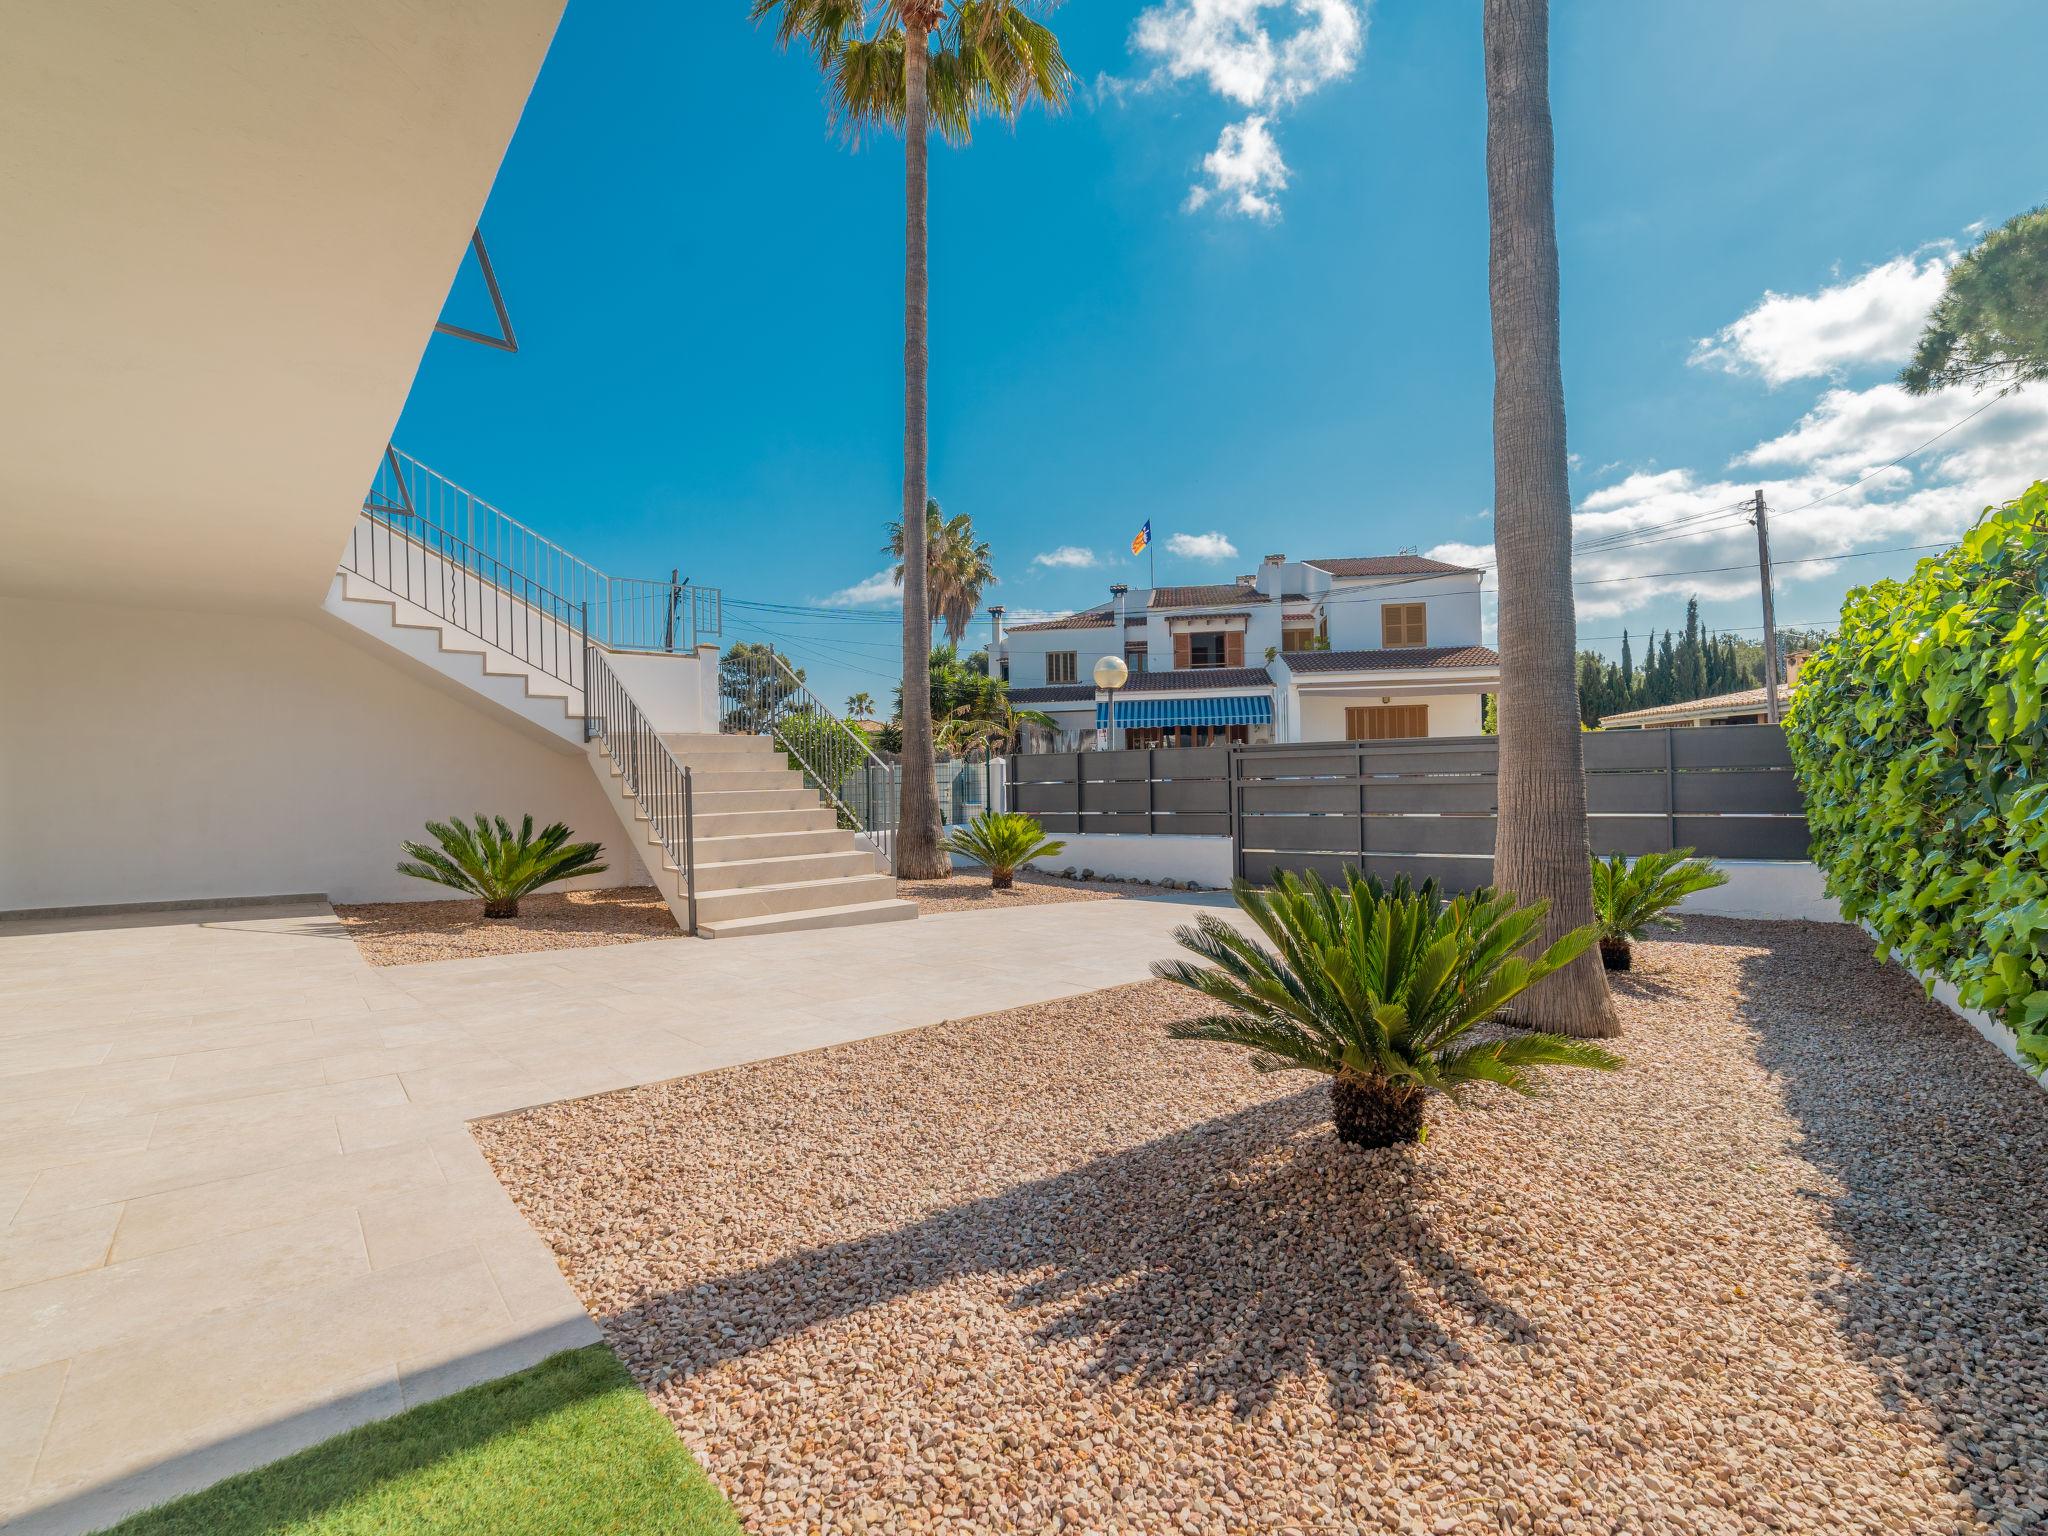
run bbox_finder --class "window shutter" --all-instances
[1174,632,1191,669]
[1224,630,1244,668]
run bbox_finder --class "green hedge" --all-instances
[1786,480,2048,1071]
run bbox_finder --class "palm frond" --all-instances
[395,814,607,911]
[1591,849,1729,942]
[1156,868,1619,1135]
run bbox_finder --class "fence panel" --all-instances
[1008,724,1810,883]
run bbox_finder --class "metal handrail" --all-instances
[361,446,723,653]
[585,648,698,933]
[719,646,898,869]
[341,512,588,689]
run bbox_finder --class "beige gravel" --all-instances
[332,885,679,965]
[900,870,1166,914]
[476,917,2048,1535]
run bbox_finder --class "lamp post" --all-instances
[1093,655,1129,752]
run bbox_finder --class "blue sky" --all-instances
[395,0,2048,710]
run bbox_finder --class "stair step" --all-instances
[693,788,824,814]
[692,873,898,922]
[688,768,806,792]
[699,898,919,939]
[692,849,880,892]
[661,732,776,756]
[692,828,859,861]
[692,807,840,837]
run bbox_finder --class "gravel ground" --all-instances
[476,918,2048,1535]
[900,871,1184,914]
[332,886,679,965]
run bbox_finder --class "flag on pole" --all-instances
[1131,520,1150,556]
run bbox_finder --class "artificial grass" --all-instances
[95,1346,743,1536]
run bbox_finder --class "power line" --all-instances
[1574,539,1950,587]
[1772,393,2006,519]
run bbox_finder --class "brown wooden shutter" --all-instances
[1173,632,1191,669]
[1348,704,1430,741]
[1224,630,1244,668]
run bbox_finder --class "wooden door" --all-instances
[1345,704,1430,741]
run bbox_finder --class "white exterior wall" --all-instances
[1292,690,1484,741]
[604,646,719,732]
[1007,626,1118,688]
[1020,834,1235,887]
[1320,573,1484,651]
[0,596,647,912]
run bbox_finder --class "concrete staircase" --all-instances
[321,569,587,746]
[588,731,917,939]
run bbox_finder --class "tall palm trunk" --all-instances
[894,13,947,879]
[1482,0,1617,1038]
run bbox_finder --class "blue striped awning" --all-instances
[1097,694,1272,730]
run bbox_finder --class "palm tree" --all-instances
[888,497,997,645]
[1481,0,1617,1037]
[754,0,1072,880]
[846,691,878,720]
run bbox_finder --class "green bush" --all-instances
[1786,480,2048,1069]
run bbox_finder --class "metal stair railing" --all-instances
[718,647,898,870]
[584,647,698,934]
[341,511,589,690]
[361,445,723,653]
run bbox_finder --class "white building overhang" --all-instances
[1,0,565,609]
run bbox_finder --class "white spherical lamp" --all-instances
[1093,655,1130,691]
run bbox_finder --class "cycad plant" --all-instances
[1589,848,1728,970]
[1156,870,1619,1148]
[944,811,1065,889]
[397,815,608,919]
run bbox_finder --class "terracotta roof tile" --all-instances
[1305,556,1480,577]
[1282,645,1499,672]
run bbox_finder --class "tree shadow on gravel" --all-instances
[605,1089,1533,1424]
[1727,918,2048,1528]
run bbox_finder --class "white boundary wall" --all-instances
[1006,830,2044,1091]
[0,595,648,911]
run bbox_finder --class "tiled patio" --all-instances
[0,893,1228,1535]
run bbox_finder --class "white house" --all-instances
[996,554,1499,747]
[0,0,910,937]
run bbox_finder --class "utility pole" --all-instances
[1751,489,1782,723]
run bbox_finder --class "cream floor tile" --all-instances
[355,1177,532,1271]
[0,1208,368,1375]
[67,1057,332,1124]
[110,1141,444,1262]
[29,1246,513,1496]
[9,1120,344,1225]
[0,1058,176,1113]
[145,1076,407,1148]
[0,1206,122,1292]
[0,1117,158,1181]
[0,1037,109,1081]
[0,1361,68,1504]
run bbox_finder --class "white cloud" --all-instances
[1185,116,1288,219]
[1031,545,1100,569]
[1166,530,1239,561]
[819,569,898,607]
[1425,380,2046,622]
[1130,0,1367,219]
[1689,251,1954,387]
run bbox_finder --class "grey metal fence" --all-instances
[1008,726,1811,892]
[1009,747,1231,836]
